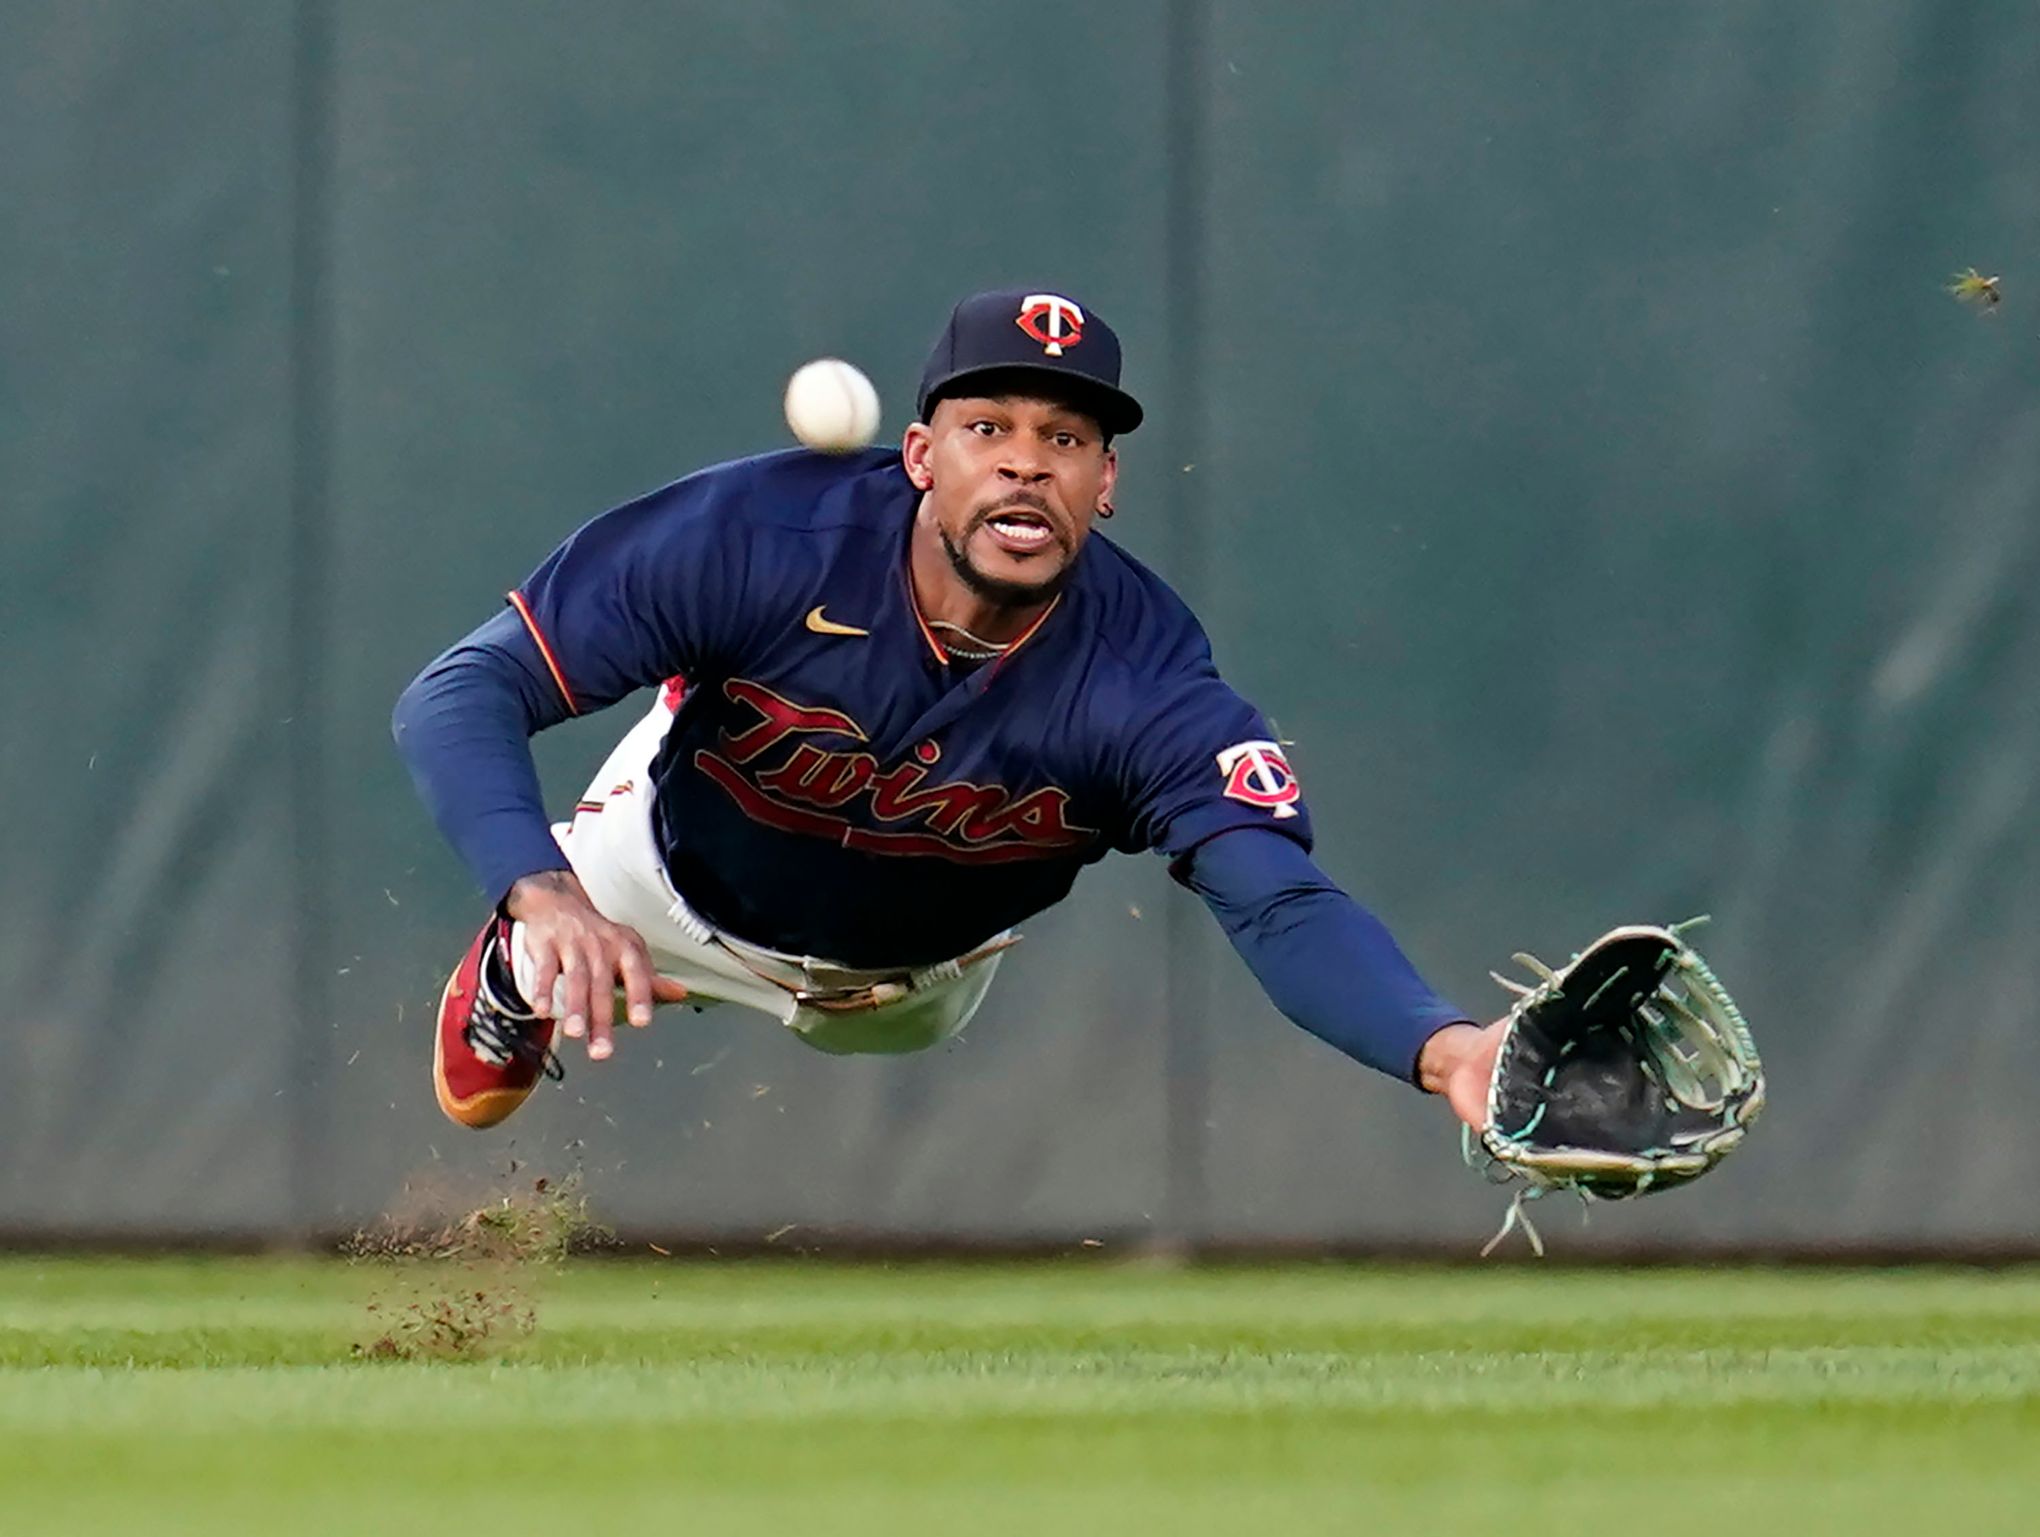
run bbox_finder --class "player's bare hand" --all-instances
[1416,1019,1507,1130]
[504,870,687,1061]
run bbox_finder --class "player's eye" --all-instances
[968,420,999,437]
[1053,431,1082,449]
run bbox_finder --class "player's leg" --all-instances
[505,709,810,1028]
[432,700,681,1130]
[433,693,798,1128]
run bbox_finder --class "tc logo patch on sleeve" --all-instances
[1216,740,1301,818]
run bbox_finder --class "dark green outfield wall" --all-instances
[5,1,2037,1247]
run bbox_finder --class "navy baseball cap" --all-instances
[916,287,1144,435]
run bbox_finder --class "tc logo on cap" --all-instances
[1016,293,1085,356]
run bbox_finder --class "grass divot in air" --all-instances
[345,1175,608,1361]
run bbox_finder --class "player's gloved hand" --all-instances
[504,870,688,1061]
[1416,1019,1507,1130]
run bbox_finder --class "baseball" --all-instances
[784,358,882,453]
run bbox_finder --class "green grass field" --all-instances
[0,1256,2031,1534]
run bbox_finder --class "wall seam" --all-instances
[1159,0,1212,1251]
[287,0,335,1239]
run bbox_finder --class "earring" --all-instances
[1098,498,1115,519]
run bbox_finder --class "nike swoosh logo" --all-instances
[804,606,869,637]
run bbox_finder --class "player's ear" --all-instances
[1096,443,1119,518]
[901,422,935,490]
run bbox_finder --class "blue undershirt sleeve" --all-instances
[391,606,577,905]
[1181,826,1474,1085]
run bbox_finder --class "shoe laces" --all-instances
[462,938,564,1083]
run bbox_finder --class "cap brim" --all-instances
[919,364,1143,435]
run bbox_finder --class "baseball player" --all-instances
[394,288,1504,1135]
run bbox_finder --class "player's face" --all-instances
[904,394,1118,608]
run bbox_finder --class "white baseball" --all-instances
[783,358,881,453]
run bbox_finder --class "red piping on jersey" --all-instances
[987,596,1061,677]
[906,579,1062,671]
[905,582,951,665]
[506,590,580,716]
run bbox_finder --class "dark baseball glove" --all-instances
[1470,920,1765,1254]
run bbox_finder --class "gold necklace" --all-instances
[927,619,1012,660]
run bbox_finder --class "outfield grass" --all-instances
[0,1257,2030,1534]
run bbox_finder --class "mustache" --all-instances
[967,490,1067,543]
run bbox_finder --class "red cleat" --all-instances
[433,917,561,1130]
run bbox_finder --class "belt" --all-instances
[662,884,1018,1014]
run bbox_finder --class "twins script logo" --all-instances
[694,680,1095,864]
[1016,293,1085,356]
[1216,740,1301,818]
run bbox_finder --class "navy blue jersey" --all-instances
[396,447,1474,1081]
[508,448,1307,966]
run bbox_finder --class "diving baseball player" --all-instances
[394,288,1504,1134]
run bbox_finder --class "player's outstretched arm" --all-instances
[504,870,688,1061]
[1181,827,1486,1118]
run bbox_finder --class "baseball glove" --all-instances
[1469,919,1765,1255]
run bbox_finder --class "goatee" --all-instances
[938,523,1073,609]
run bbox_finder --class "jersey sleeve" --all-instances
[1183,826,1472,1083]
[507,466,758,716]
[391,607,578,904]
[1114,665,1315,861]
